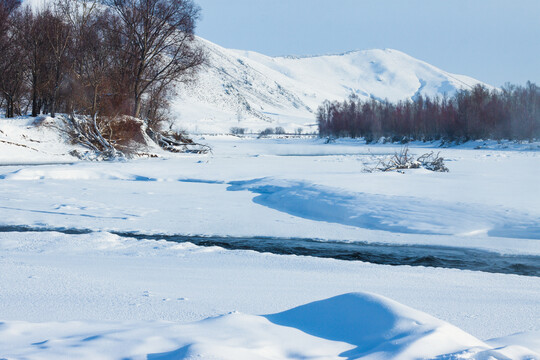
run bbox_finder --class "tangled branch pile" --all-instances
[367,146,449,173]
[64,114,122,160]
[146,128,211,154]
[58,114,210,160]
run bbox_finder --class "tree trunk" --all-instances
[133,91,142,119]
[6,97,14,118]
[50,65,61,118]
[31,72,39,117]
[132,57,146,119]
[91,85,98,117]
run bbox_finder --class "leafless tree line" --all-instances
[0,0,205,130]
[317,83,540,142]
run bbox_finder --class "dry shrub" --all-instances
[415,151,448,172]
[99,116,149,150]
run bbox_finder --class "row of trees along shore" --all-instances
[0,0,204,130]
[317,83,540,142]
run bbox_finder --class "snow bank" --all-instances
[228,177,540,239]
[1,230,538,342]
[265,292,487,359]
[0,117,79,165]
[0,167,155,181]
[2,292,536,360]
[0,115,179,166]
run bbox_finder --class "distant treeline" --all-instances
[317,83,540,141]
[0,0,204,127]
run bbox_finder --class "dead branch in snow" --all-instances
[366,146,449,173]
[146,127,211,154]
[64,113,123,160]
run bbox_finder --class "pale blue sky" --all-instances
[195,0,540,87]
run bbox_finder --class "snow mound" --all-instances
[0,167,156,181]
[266,292,487,359]
[227,177,540,240]
[3,292,537,360]
[0,117,79,164]
[0,116,178,164]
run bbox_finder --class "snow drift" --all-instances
[0,116,186,163]
[3,292,536,360]
[227,177,540,240]
[265,292,487,359]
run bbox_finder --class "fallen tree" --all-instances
[65,114,122,160]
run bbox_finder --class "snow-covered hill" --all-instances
[172,38,491,134]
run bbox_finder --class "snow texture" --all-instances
[0,132,538,255]
[6,292,533,360]
[0,134,539,360]
[1,230,539,360]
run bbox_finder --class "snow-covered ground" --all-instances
[1,231,539,359]
[0,123,539,359]
[1,132,539,254]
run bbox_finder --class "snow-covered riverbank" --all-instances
[1,134,539,359]
[1,135,539,253]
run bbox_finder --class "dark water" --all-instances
[1,225,539,277]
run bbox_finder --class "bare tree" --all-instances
[0,43,26,117]
[16,6,51,117]
[81,12,115,116]
[0,0,19,24]
[57,0,112,116]
[0,0,24,118]
[42,6,71,117]
[105,0,205,120]
[0,0,209,156]
[317,83,540,142]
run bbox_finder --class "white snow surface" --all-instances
[0,231,539,359]
[0,117,80,165]
[172,38,491,134]
[1,124,539,359]
[0,133,538,254]
[0,291,506,360]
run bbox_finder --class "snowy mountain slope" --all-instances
[172,37,491,133]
